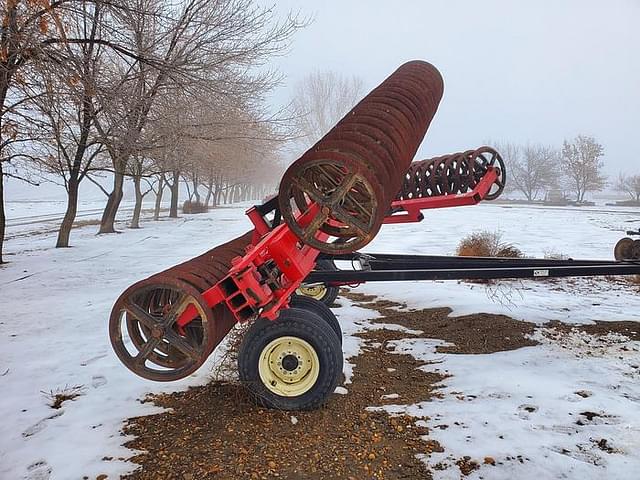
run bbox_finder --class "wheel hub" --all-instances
[281,354,299,372]
[296,284,328,300]
[150,324,165,339]
[258,336,320,397]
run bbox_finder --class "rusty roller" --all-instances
[109,231,253,381]
[279,60,444,254]
[396,146,506,201]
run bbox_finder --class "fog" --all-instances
[266,0,640,175]
[5,0,639,204]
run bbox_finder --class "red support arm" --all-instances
[383,168,498,224]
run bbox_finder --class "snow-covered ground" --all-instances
[371,326,640,479]
[1,202,639,479]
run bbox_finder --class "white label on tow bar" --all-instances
[533,269,549,277]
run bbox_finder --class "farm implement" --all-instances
[109,61,640,410]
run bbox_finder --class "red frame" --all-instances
[383,168,498,224]
[177,167,499,327]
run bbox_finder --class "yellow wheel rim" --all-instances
[296,283,328,301]
[258,336,320,397]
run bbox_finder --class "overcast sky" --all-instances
[265,0,640,175]
[6,0,639,204]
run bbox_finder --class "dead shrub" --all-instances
[41,384,85,409]
[182,200,209,214]
[543,249,570,260]
[456,230,523,258]
[456,231,523,292]
[211,323,251,381]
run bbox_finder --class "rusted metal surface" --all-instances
[279,60,444,255]
[109,231,253,381]
[396,146,506,202]
[614,237,640,261]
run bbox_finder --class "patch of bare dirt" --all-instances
[344,291,538,354]
[342,291,379,304]
[117,292,542,479]
[121,298,446,480]
[538,275,640,294]
[545,320,640,341]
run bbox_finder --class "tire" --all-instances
[614,237,634,261]
[296,259,339,307]
[238,308,343,410]
[290,295,342,344]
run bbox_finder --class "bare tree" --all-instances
[0,0,71,262]
[179,117,285,208]
[24,2,108,247]
[615,172,640,203]
[0,0,176,260]
[149,89,291,214]
[290,70,365,151]
[0,98,43,261]
[489,141,559,201]
[561,135,606,202]
[152,172,166,220]
[513,144,559,201]
[126,153,158,228]
[93,0,301,234]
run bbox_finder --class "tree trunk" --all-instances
[0,163,5,264]
[193,177,200,204]
[214,184,222,207]
[1,56,17,263]
[56,89,93,246]
[204,181,214,207]
[185,178,192,201]
[130,176,143,228]
[153,175,164,220]
[56,177,80,247]
[170,170,180,218]
[98,166,125,234]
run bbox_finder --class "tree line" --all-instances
[3,5,635,268]
[494,136,639,204]
[0,0,304,263]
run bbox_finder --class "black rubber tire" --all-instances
[298,259,340,307]
[238,308,343,410]
[290,295,342,344]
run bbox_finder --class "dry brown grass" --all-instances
[456,230,524,258]
[210,323,251,381]
[41,385,85,409]
[182,200,209,214]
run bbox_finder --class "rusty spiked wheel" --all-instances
[472,147,506,200]
[614,237,639,261]
[109,281,215,381]
[279,155,384,254]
